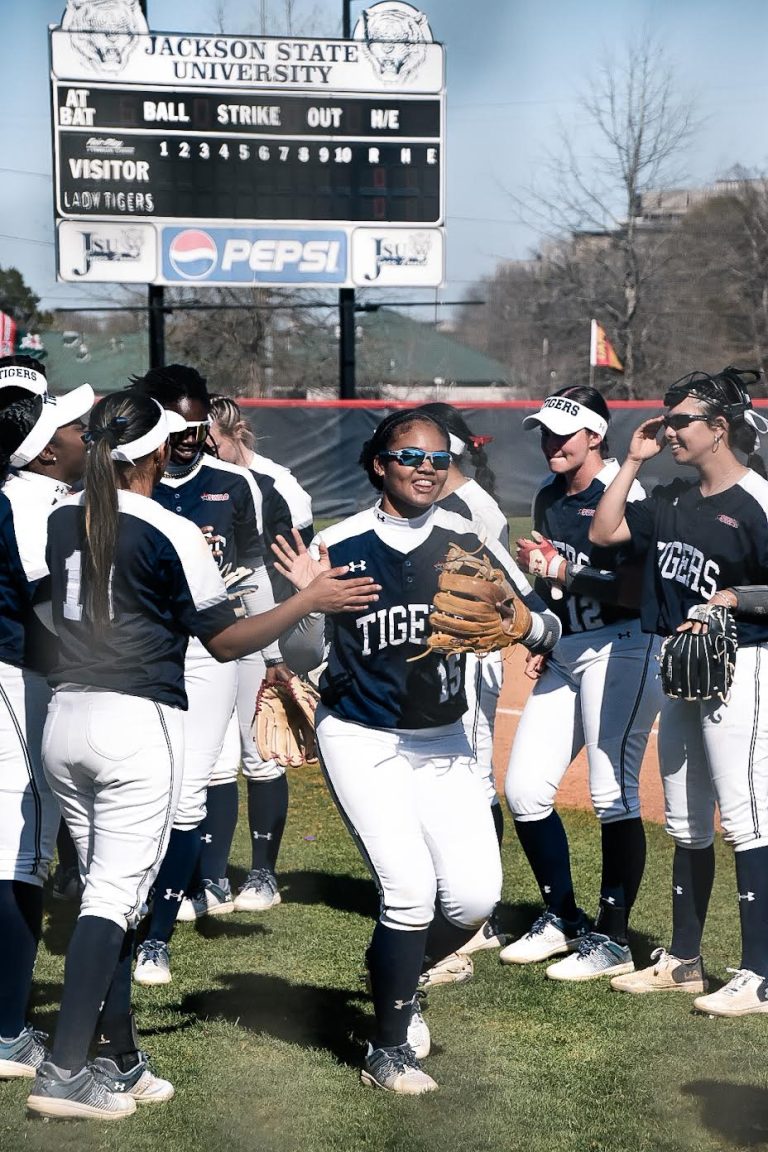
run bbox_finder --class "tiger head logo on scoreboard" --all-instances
[61,0,148,74]
[353,1,433,83]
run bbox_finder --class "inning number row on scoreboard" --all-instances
[54,85,444,225]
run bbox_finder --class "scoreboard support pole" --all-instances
[338,0,356,399]
[140,0,166,370]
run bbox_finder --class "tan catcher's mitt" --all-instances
[419,543,533,657]
[252,675,321,768]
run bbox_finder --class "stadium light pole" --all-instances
[338,0,356,399]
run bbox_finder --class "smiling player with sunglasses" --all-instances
[271,408,560,1094]
[591,366,768,1014]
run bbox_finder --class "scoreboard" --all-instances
[50,18,445,288]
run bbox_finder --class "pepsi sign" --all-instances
[161,227,348,285]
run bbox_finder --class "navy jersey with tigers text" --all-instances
[316,503,556,730]
[533,459,645,636]
[625,470,768,645]
[0,492,34,668]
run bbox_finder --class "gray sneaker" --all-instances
[134,939,171,986]
[0,1025,48,1079]
[361,1043,437,1095]
[178,879,234,921]
[234,868,282,912]
[92,1053,174,1103]
[546,932,634,982]
[27,1060,137,1120]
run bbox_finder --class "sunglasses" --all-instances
[662,414,711,431]
[379,448,452,470]
[169,419,211,445]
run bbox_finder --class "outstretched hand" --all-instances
[272,529,330,590]
[304,567,380,614]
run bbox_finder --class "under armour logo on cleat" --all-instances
[347,560,367,572]
[738,891,756,902]
[252,831,273,840]
[164,889,184,902]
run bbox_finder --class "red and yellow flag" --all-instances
[590,319,623,371]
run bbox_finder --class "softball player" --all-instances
[26,390,379,1120]
[0,367,92,1082]
[416,403,510,979]
[128,367,289,984]
[273,409,560,1094]
[501,386,663,981]
[196,394,316,916]
[591,367,768,1015]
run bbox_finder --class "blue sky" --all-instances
[2,0,768,316]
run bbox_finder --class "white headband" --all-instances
[449,433,466,456]
[109,400,186,464]
[0,365,48,395]
[522,395,608,439]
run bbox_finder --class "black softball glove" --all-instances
[659,604,738,703]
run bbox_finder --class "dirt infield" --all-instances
[492,646,667,824]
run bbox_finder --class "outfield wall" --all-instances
[240,399,721,519]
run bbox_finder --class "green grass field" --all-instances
[2,769,766,1152]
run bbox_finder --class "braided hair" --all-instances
[416,402,499,497]
[359,409,448,491]
[130,363,211,413]
[0,394,41,485]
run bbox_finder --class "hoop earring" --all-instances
[712,435,721,453]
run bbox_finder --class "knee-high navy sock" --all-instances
[514,812,579,922]
[145,827,200,943]
[491,801,504,847]
[423,905,477,968]
[0,881,43,1037]
[96,929,142,1071]
[198,783,239,884]
[367,922,429,1049]
[594,818,647,945]
[51,915,125,1073]
[670,844,715,959]
[248,776,288,871]
[735,846,768,977]
[55,821,79,873]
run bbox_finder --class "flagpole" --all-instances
[589,319,595,388]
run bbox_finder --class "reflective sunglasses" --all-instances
[379,448,452,469]
[662,414,711,431]
[169,419,211,445]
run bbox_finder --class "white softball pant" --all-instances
[658,643,768,851]
[464,651,503,805]
[0,660,57,886]
[316,707,502,932]
[174,637,237,826]
[210,650,283,788]
[506,619,662,824]
[42,688,184,929]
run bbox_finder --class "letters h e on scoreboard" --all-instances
[50,1,445,289]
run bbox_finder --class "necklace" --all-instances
[163,459,200,481]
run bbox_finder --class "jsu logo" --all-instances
[356,604,430,655]
[657,540,719,598]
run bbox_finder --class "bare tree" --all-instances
[509,35,697,396]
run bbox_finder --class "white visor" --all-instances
[10,383,95,468]
[0,365,48,396]
[109,400,186,464]
[522,395,608,439]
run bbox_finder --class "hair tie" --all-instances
[469,434,494,450]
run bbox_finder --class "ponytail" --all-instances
[82,391,160,628]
